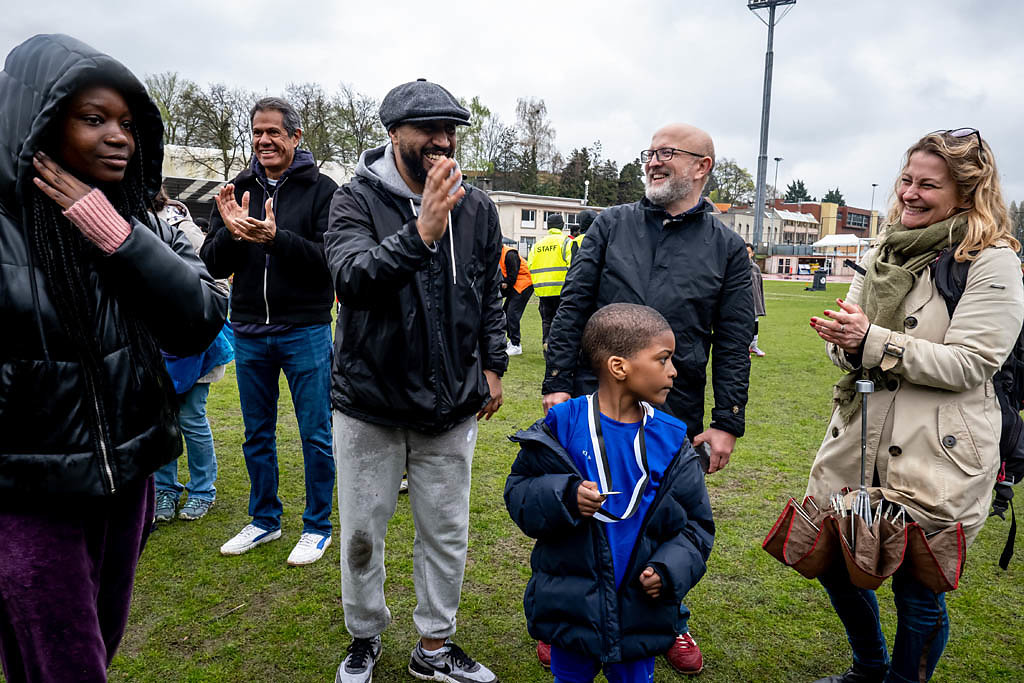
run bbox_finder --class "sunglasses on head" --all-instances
[930,128,984,153]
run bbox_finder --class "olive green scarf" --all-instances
[833,214,967,423]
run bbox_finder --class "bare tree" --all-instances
[285,82,342,168]
[514,97,557,173]
[144,71,199,145]
[179,83,256,180]
[336,83,385,164]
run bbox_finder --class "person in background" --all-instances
[153,189,233,522]
[528,213,573,350]
[501,243,533,356]
[570,208,598,261]
[747,243,766,357]
[0,34,226,682]
[807,129,1024,683]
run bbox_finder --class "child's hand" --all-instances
[576,480,607,517]
[639,566,662,598]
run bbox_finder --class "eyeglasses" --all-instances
[640,147,707,163]
[931,128,983,149]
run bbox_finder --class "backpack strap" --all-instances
[929,248,970,319]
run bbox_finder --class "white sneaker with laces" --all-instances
[287,532,332,566]
[506,343,522,356]
[220,524,282,556]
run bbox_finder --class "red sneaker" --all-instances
[666,632,704,675]
[536,641,551,669]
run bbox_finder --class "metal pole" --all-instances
[751,3,776,249]
[869,182,878,236]
[772,156,782,249]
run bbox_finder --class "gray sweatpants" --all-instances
[332,410,477,640]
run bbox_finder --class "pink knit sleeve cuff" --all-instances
[63,189,131,254]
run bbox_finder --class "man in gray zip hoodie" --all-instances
[325,79,504,683]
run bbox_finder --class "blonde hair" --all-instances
[884,131,1020,260]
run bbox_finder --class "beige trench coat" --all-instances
[806,245,1024,545]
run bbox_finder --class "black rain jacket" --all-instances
[543,198,753,437]
[324,173,507,435]
[0,34,227,497]
[200,150,337,325]
[504,418,714,662]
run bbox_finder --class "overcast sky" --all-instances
[5,0,1022,210]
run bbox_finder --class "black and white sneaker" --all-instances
[336,635,381,683]
[408,640,497,682]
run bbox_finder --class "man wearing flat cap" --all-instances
[324,79,505,683]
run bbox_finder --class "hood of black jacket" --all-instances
[0,34,164,216]
[245,147,318,187]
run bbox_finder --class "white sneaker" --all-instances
[220,524,282,556]
[287,532,332,566]
[506,343,522,356]
[408,640,497,682]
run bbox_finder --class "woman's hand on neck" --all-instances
[596,384,643,423]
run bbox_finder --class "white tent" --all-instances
[812,234,862,248]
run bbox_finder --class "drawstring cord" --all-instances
[410,198,456,284]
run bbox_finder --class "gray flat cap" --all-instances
[379,79,471,130]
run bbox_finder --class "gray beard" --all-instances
[644,173,694,209]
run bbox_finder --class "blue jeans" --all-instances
[819,563,949,682]
[676,600,691,634]
[234,325,335,536]
[155,383,217,502]
[550,646,654,683]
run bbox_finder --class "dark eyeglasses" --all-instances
[931,128,983,149]
[640,147,707,163]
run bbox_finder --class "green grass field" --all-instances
[92,280,1024,681]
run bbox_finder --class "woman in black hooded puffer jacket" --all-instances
[0,34,226,681]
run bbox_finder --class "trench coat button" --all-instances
[886,379,899,392]
[904,316,918,329]
[832,427,840,438]
[888,445,902,456]
[942,435,957,448]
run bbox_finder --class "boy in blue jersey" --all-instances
[505,303,715,683]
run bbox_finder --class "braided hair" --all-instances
[29,116,174,460]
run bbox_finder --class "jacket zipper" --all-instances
[256,176,288,324]
[83,368,116,493]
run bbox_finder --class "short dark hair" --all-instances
[250,97,301,136]
[582,303,672,372]
[745,242,754,251]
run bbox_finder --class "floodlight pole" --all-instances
[869,182,879,235]
[750,0,796,250]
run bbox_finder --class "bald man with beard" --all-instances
[540,123,753,675]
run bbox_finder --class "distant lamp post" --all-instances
[583,179,590,206]
[772,156,783,248]
[870,182,879,236]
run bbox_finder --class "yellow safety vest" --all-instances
[528,229,572,297]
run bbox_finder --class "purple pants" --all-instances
[0,476,154,683]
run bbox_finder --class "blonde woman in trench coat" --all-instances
[805,130,1023,683]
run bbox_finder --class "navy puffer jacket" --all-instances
[504,418,715,663]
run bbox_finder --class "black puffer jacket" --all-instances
[0,34,227,497]
[201,150,337,325]
[324,152,507,435]
[504,419,714,662]
[543,198,753,437]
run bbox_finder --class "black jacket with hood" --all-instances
[504,418,714,662]
[0,34,227,498]
[200,149,337,326]
[324,143,507,435]
[542,198,753,438]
